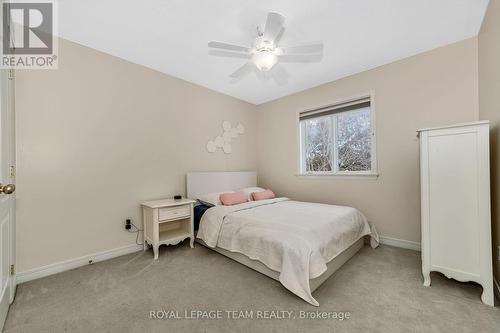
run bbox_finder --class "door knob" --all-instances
[0,183,15,194]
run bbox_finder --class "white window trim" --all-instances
[296,91,378,178]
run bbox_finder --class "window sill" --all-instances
[296,173,379,180]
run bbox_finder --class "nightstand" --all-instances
[141,198,196,260]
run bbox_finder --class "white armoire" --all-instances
[418,121,493,306]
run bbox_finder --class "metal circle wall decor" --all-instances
[206,121,245,154]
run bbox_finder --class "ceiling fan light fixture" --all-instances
[252,49,278,71]
[208,12,323,80]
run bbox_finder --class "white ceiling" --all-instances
[58,0,489,105]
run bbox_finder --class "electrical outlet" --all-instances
[125,219,131,230]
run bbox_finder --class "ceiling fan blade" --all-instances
[229,62,254,80]
[208,41,251,53]
[208,50,251,59]
[263,12,285,43]
[271,64,288,85]
[280,42,324,55]
[253,66,269,81]
[274,28,285,46]
[279,54,323,63]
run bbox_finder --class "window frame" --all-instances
[297,92,378,178]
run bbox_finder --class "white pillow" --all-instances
[198,192,233,206]
[238,187,265,201]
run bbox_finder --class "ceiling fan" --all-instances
[208,12,323,83]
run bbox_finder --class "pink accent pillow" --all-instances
[220,192,248,206]
[252,189,275,201]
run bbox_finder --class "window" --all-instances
[299,96,376,176]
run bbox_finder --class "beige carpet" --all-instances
[4,242,500,333]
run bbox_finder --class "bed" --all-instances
[187,171,379,306]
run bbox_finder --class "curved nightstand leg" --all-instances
[480,283,494,306]
[423,270,431,287]
[189,237,194,248]
[153,245,159,260]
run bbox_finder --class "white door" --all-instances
[0,0,17,329]
[0,67,16,331]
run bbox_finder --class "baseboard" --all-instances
[16,244,143,284]
[494,278,500,303]
[379,236,421,252]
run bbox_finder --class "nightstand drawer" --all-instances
[158,205,190,221]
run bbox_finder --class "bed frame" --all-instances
[186,171,365,293]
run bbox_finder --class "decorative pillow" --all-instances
[198,192,232,206]
[220,192,248,206]
[252,189,275,201]
[238,187,266,201]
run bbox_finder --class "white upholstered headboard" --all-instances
[186,171,257,200]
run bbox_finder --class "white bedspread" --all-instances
[197,198,379,306]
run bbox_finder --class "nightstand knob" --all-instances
[0,183,15,195]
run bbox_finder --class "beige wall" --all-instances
[479,0,500,279]
[15,38,257,272]
[256,38,479,244]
